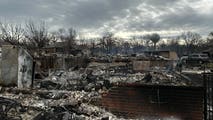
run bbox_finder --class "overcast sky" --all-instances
[0,0,213,38]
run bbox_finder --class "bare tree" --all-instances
[0,22,24,45]
[99,37,105,51]
[57,28,77,53]
[25,21,49,49]
[100,32,116,54]
[90,39,96,49]
[67,28,77,48]
[180,31,202,53]
[79,38,87,47]
[49,32,58,45]
[130,35,142,47]
[207,32,213,46]
[142,34,152,50]
[123,41,131,54]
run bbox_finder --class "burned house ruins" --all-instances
[0,2,213,119]
[0,43,212,120]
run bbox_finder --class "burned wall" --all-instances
[36,55,89,71]
[132,60,173,72]
[18,48,34,88]
[35,56,56,71]
[64,56,89,69]
[54,56,89,70]
[0,45,18,86]
[102,85,204,120]
[0,45,34,88]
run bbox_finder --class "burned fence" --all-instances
[36,55,89,71]
[132,60,175,72]
[102,85,204,120]
[204,73,213,120]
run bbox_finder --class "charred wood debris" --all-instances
[0,53,208,120]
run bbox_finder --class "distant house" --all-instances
[42,42,90,56]
[42,42,65,54]
[35,42,90,71]
[131,51,178,72]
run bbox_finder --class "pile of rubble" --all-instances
[0,87,120,120]
[0,64,116,119]
[0,63,202,120]
[109,72,195,86]
[36,67,111,92]
[36,66,198,93]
